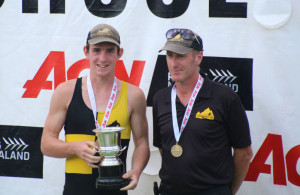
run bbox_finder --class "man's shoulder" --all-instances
[56,78,77,92]
[152,86,172,106]
[126,82,146,109]
[127,82,145,98]
[52,78,78,100]
[125,82,147,117]
[154,86,172,99]
[47,78,80,112]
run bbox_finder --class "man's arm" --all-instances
[121,85,150,190]
[41,80,100,167]
[231,145,253,194]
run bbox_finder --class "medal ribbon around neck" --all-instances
[87,74,118,128]
[171,74,203,142]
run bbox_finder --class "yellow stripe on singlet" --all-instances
[65,134,95,174]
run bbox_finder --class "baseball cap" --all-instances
[87,24,120,46]
[160,28,203,54]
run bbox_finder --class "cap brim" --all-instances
[88,37,120,46]
[159,43,193,55]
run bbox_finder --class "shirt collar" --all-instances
[169,73,212,104]
[197,73,212,99]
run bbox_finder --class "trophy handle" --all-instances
[120,146,127,152]
[117,146,127,156]
[93,146,127,156]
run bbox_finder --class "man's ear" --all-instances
[83,46,89,58]
[117,48,124,59]
[196,51,203,65]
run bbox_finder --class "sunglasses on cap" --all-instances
[166,28,201,45]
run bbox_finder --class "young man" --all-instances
[153,28,253,195]
[41,24,150,195]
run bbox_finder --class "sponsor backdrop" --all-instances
[0,0,299,194]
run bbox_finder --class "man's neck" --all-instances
[87,73,119,112]
[90,73,115,92]
[176,73,199,95]
[175,73,199,106]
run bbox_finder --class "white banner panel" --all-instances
[0,0,299,194]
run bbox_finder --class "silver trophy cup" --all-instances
[93,127,129,190]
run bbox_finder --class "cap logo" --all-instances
[97,27,113,37]
[170,34,184,42]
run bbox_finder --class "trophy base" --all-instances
[96,177,130,190]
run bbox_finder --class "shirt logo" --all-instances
[107,120,121,127]
[196,108,214,120]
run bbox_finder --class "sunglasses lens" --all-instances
[180,29,194,40]
[166,29,180,39]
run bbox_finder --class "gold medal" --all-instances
[171,143,183,157]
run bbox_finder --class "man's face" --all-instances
[84,42,123,78]
[166,50,202,84]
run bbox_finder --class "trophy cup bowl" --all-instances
[93,127,130,190]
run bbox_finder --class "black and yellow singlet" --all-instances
[63,77,130,195]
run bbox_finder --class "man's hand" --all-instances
[120,169,139,191]
[73,140,102,168]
